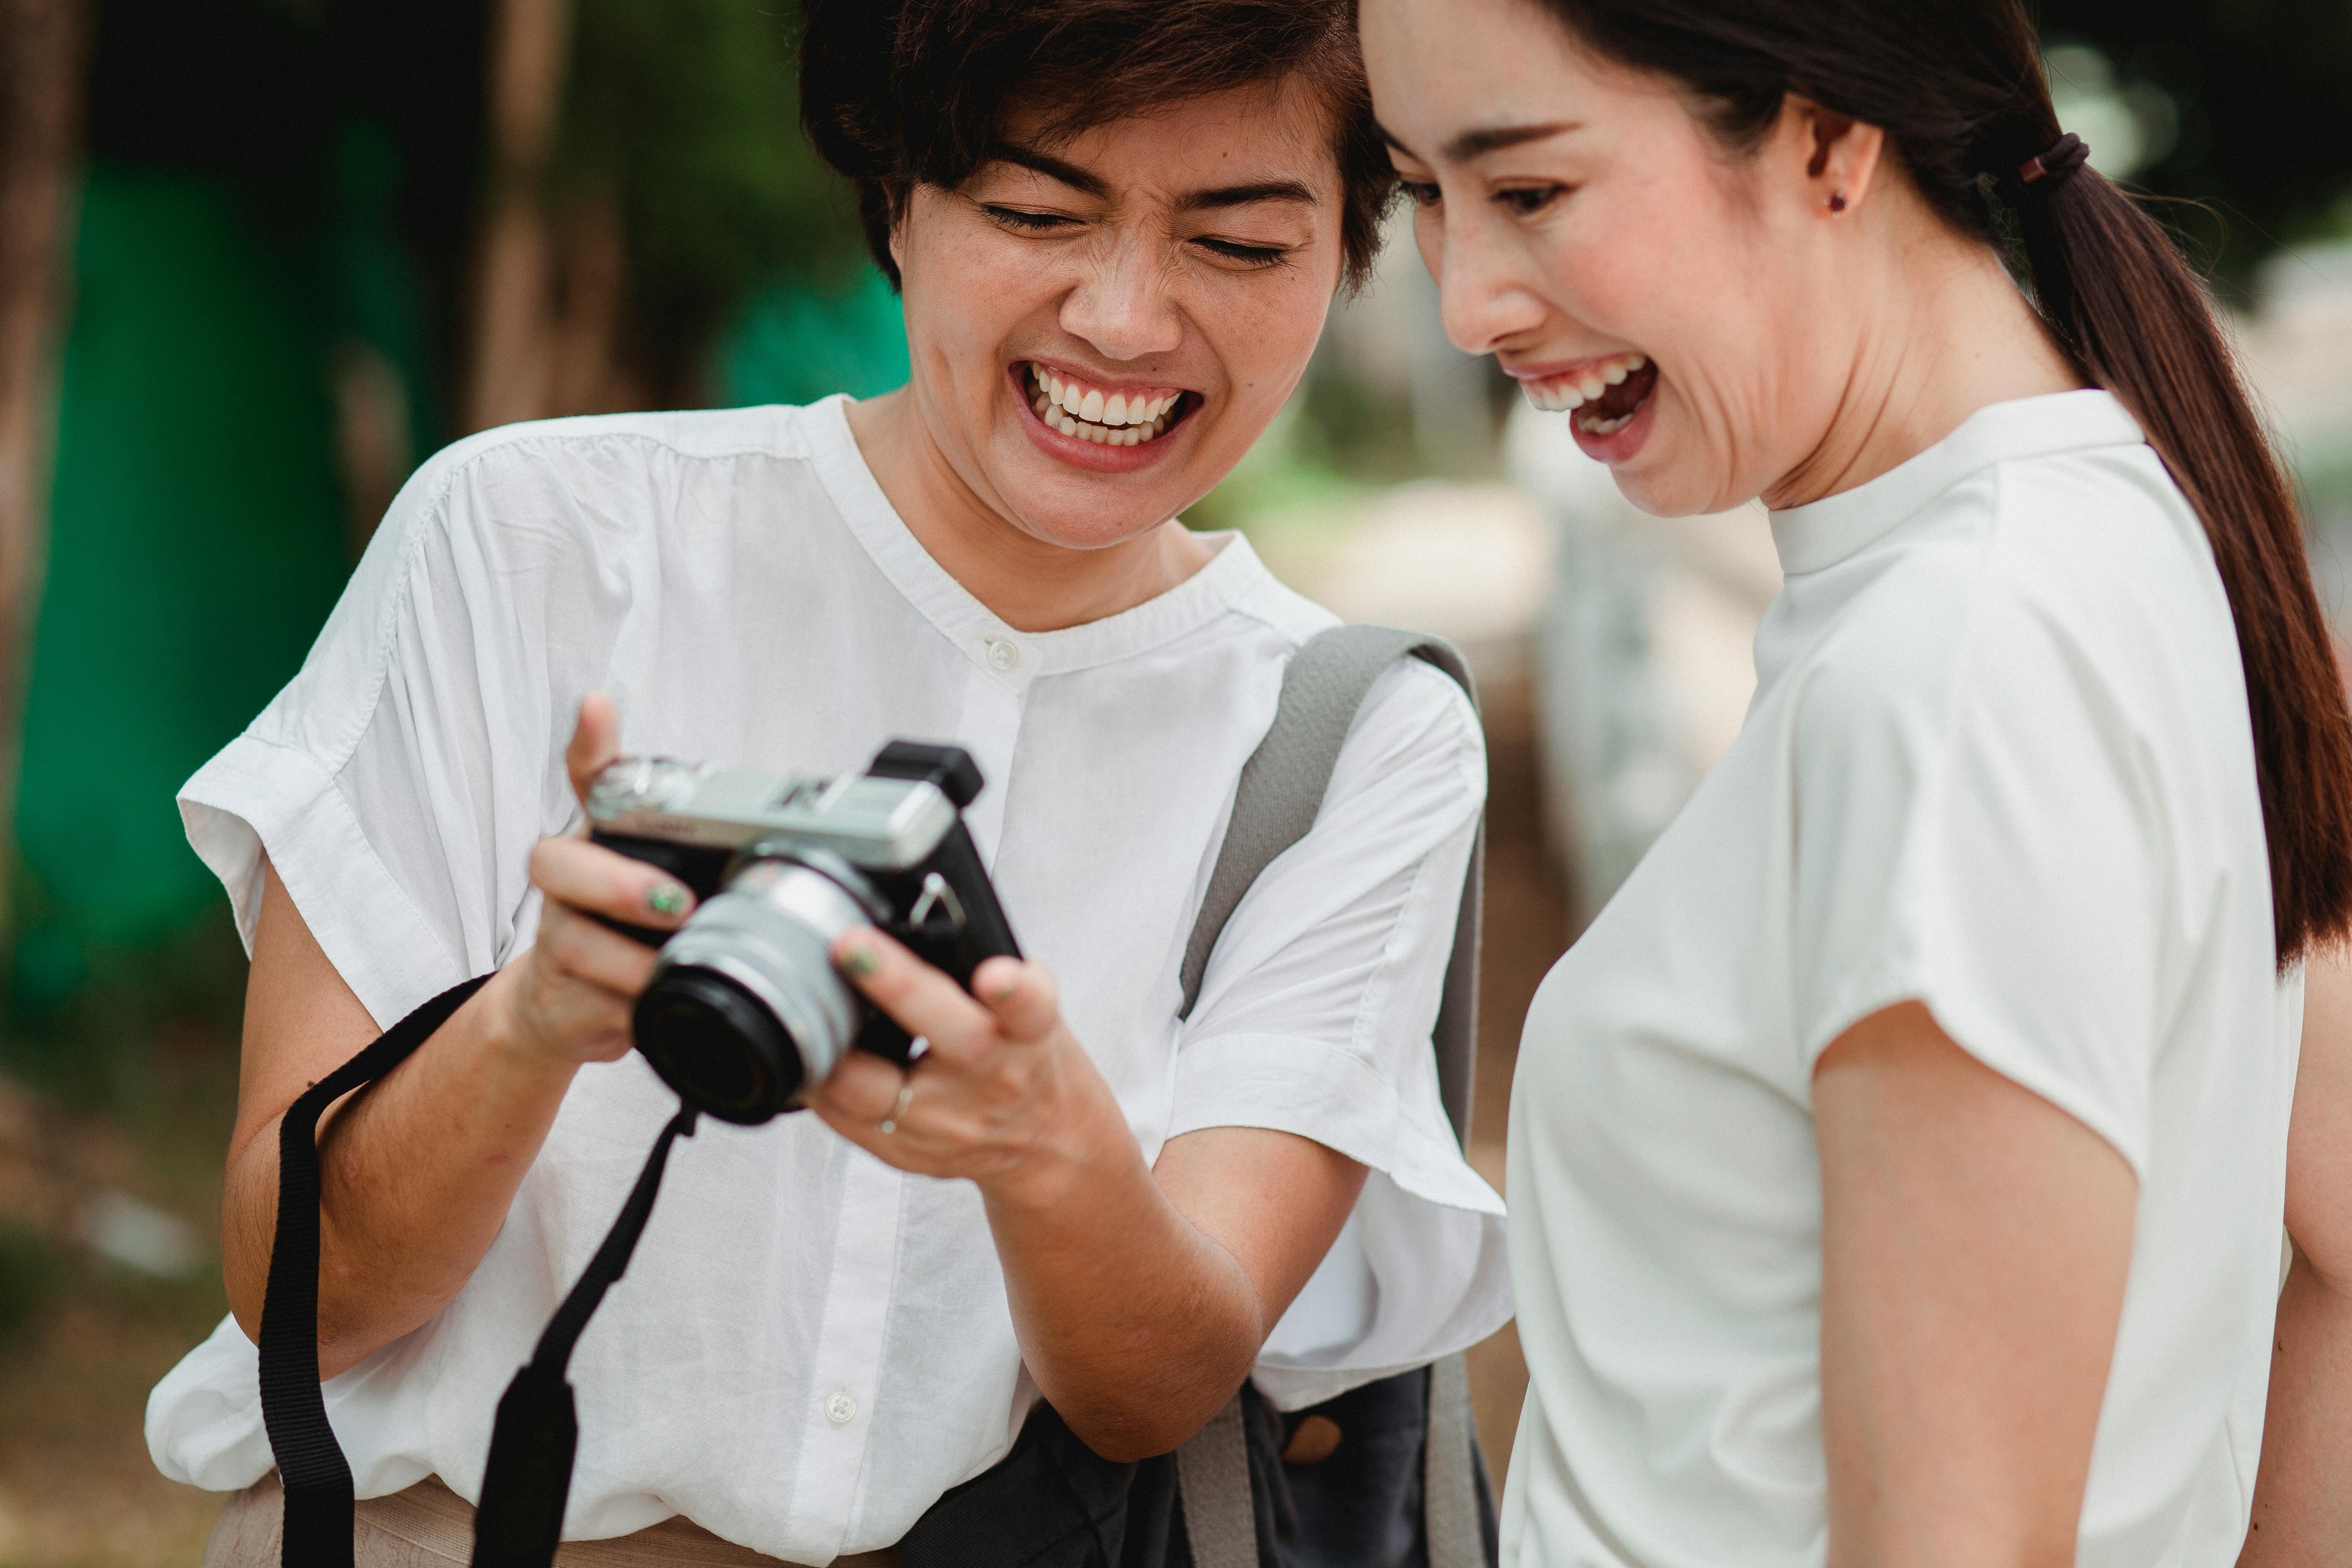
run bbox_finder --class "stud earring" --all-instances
[1829,193,1848,213]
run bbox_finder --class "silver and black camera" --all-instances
[585,740,1020,1123]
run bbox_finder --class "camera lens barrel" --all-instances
[632,856,878,1123]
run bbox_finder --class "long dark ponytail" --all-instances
[1538,0,2352,965]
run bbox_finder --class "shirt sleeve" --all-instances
[1169,657,1511,1403]
[177,433,574,1028]
[1787,560,2171,1176]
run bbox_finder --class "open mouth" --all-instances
[1520,353,1656,437]
[1022,361,1195,448]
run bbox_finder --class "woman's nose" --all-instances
[1428,213,1548,358]
[1059,243,1183,362]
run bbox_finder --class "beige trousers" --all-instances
[202,1473,898,1568]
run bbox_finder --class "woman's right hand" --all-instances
[487,692,699,1069]
[223,692,696,1366]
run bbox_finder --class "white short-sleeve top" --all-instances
[143,396,1510,1561]
[1504,391,2298,1568]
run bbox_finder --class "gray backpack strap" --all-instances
[1176,1395,1256,1568]
[1174,624,1491,1568]
[1424,1353,1484,1568]
[1177,623,1485,1144]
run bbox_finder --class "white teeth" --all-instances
[1522,352,1650,419]
[1025,364,1186,446]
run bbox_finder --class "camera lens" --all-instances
[631,856,877,1123]
[634,970,796,1117]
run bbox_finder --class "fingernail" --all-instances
[839,943,879,977]
[988,977,1020,1003]
[647,882,689,918]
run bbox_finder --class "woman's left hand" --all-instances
[809,929,1114,1197]
[811,924,1366,1462]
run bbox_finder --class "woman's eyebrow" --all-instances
[1380,120,1581,162]
[990,144,1111,199]
[1176,180,1318,213]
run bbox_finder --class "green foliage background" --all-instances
[556,0,876,401]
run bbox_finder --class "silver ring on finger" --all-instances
[877,1075,916,1136]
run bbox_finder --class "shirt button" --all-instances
[983,637,1020,673]
[824,1389,858,1426]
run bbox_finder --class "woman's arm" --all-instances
[2238,949,2352,1565]
[811,931,1366,1462]
[221,696,699,1377]
[1814,1001,2138,1568]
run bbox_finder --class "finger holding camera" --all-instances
[494,835,698,1068]
[477,691,697,1068]
[810,931,1107,1191]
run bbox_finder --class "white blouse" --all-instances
[144,397,1511,1561]
[1505,392,2297,1568]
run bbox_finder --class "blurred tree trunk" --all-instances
[467,0,571,430]
[0,0,85,926]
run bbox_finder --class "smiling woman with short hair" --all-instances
[145,2,1510,1563]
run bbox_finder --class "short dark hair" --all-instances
[799,0,1395,292]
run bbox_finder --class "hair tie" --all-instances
[2019,132,2089,190]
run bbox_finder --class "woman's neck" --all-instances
[846,387,1216,634]
[1763,215,2084,513]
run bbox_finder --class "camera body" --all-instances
[585,740,1020,1123]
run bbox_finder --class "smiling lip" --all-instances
[1011,361,1196,474]
[1506,351,1648,410]
[1568,378,1658,464]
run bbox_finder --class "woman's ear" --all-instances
[887,187,911,276]
[1782,94,1886,215]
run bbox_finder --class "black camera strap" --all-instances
[470,1103,698,1568]
[257,974,699,1568]
[260,974,489,1568]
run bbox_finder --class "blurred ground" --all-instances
[0,1042,238,1566]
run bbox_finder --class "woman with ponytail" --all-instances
[1362,0,2352,1563]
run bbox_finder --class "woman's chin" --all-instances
[1584,411,1721,518]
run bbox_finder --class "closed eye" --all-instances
[1495,183,1569,217]
[1191,237,1290,268]
[984,205,1081,234]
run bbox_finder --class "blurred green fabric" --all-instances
[10,170,903,1004]
[718,267,909,410]
[14,169,351,986]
